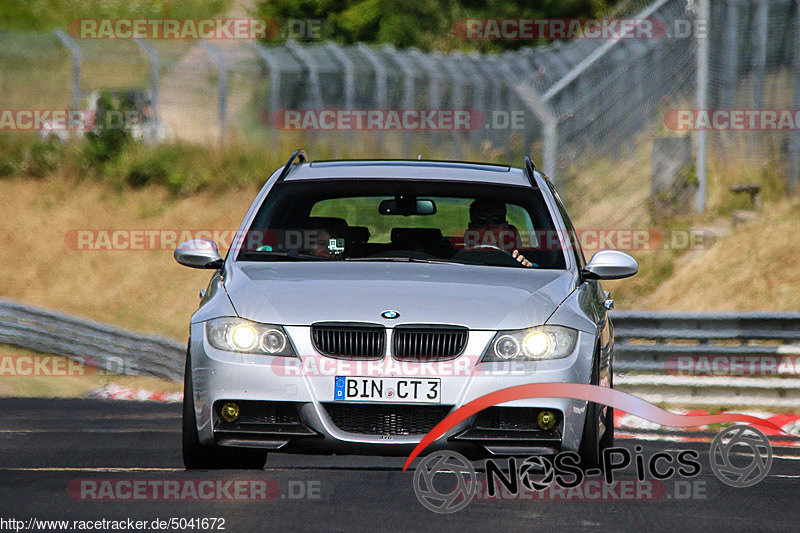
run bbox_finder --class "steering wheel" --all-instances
[454,244,535,268]
[469,244,514,256]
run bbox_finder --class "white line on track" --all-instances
[0,467,183,472]
[0,429,177,433]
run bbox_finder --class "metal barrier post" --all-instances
[382,45,416,156]
[134,40,159,120]
[695,0,710,213]
[285,39,323,108]
[513,83,558,181]
[55,30,81,110]
[200,41,228,145]
[355,43,387,150]
[253,43,282,130]
[791,0,800,192]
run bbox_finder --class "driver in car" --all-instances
[467,199,534,267]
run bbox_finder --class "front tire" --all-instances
[579,399,601,469]
[182,350,267,470]
[579,347,614,470]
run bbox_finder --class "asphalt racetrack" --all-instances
[0,398,797,532]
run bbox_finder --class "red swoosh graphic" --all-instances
[402,383,784,471]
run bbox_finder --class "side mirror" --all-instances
[581,250,638,280]
[174,239,224,269]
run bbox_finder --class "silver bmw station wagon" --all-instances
[175,150,638,469]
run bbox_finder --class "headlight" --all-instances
[206,318,295,356]
[482,326,578,361]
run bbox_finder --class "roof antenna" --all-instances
[417,154,422,160]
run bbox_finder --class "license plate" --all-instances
[334,376,441,403]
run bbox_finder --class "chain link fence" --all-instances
[1,0,799,204]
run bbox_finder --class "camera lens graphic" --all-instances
[413,451,477,513]
[709,425,772,488]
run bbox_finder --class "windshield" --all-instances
[237,179,567,269]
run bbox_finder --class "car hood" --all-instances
[223,262,576,330]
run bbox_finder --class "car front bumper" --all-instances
[188,323,597,456]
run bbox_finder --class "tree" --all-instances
[257,0,619,52]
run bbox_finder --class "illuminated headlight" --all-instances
[206,318,295,356]
[482,326,578,361]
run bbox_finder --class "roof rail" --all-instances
[524,156,537,187]
[275,149,308,182]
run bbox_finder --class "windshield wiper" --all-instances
[345,256,464,265]
[239,250,337,261]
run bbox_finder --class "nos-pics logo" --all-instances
[412,425,773,513]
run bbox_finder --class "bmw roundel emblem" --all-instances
[381,310,400,319]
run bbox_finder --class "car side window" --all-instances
[545,179,586,269]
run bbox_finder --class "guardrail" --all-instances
[0,299,798,409]
[0,299,184,382]
[613,311,800,408]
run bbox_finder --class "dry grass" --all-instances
[0,172,260,340]
[642,199,800,310]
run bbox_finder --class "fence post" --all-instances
[695,0,710,213]
[496,54,532,159]
[285,39,323,108]
[355,43,386,108]
[753,0,768,110]
[55,30,81,110]
[200,41,227,146]
[512,83,558,181]
[469,52,503,149]
[434,51,469,156]
[790,0,800,192]
[134,40,159,120]
[408,48,442,149]
[355,43,386,150]
[382,44,416,155]
[451,52,486,151]
[253,43,282,129]
[325,42,354,110]
[721,0,739,110]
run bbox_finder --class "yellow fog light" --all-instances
[538,410,556,430]
[220,402,240,422]
[230,324,258,351]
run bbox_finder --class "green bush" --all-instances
[24,140,64,177]
[126,158,169,189]
[82,92,133,165]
